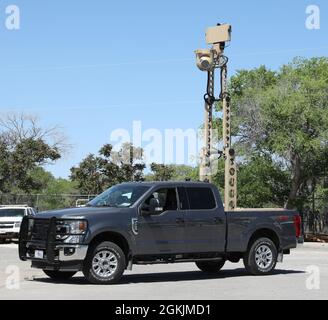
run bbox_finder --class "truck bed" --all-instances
[226,208,299,253]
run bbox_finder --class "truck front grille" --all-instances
[0,223,14,229]
[31,219,50,241]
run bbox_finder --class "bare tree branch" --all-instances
[0,112,71,155]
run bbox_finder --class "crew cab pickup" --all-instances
[19,182,301,284]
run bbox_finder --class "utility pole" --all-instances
[195,24,237,211]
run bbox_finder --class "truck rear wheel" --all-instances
[43,270,77,281]
[243,237,277,275]
[196,260,226,273]
[83,241,126,285]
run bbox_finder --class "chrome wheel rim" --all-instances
[92,250,118,278]
[255,245,273,270]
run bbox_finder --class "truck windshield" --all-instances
[0,209,25,218]
[88,185,150,208]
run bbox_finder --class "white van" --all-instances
[0,205,36,243]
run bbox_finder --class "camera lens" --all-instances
[201,59,210,70]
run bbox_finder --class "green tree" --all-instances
[0,137,61,193]
[237,156,290,208]
[228,57,328,209]
[147,164,175,181]
[28,167,56,194]
[0,139,10,193]
[24,168,78,211]
[45,177,78,195]
[146,164,199,182]
[71,143,145,195]
[70,154,107,195]
[0,113,67,194]
[38,176,78,211]
[170,165,199,181]
[12,138,61,192]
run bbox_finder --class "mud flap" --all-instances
[277,252,284,263]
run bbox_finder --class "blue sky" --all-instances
[0,0,327,178]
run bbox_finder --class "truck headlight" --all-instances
[67,221,88,234]
[56,220,88,241]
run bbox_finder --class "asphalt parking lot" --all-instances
[0,242,327,300]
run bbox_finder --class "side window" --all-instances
[177,187,189,210]
[186,188,216,210]
[143,188,178,215]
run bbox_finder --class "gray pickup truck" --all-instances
[19,182,301,284]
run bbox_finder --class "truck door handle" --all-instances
[176,218,185,224]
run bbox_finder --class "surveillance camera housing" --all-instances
[195,49,215,72]
[206,24,231,44]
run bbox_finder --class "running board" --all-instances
[134,257,224,265]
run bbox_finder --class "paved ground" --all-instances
[0,242,327,300]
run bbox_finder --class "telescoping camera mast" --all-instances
[195,23,237,211]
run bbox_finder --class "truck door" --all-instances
[136,187,186,255]
[182,186,226,254]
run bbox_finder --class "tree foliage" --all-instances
[70,143,145,195]
[236,156,290,208]
[227,57,328,209]
[146,164,198,182]
[148,164,175,181]
[0,113,66,194]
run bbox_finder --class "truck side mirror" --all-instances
[141,198,163,216]
[149,198,163,215]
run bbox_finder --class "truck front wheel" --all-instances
[83,241,126,285]
[196,260,226,273]
[243,237,277,275]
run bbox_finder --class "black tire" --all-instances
[243,237,277,275]
[83,241,126,285]
[196,260,226,273]
[43,270,77,281]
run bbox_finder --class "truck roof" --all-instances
[0,205,30,209]
[121,181,216,187]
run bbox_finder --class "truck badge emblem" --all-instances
[132,218,138,235]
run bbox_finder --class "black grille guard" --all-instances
[19,216,58,264]
[18,215,29,261]
[19,216,88,264]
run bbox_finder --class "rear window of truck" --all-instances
[186,188,216,210]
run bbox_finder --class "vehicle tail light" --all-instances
[294,215,302,238]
